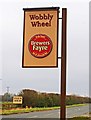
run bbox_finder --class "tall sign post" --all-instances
[61,8,67,119]
[22,7,67,119]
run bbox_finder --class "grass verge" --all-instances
[67,103,87,108]
[1,107,60,115]
[68,117,91,120]
[1,104,88,115]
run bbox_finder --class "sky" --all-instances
[0,0,89,97]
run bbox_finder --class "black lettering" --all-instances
[31,22,37,27]
[42,22,45,27]
[44,14,48,20]
[46,22,49,27]
[29,15,35,20]
[37,21,41,27]
[35,16,39,20]
[39,14,43,20]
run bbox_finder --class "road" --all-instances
[1,104,91,119]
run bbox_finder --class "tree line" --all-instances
[1,89,91,108]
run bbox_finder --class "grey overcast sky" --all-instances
[0,0,89,96]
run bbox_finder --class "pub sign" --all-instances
[22,7,59,68]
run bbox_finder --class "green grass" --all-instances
[2,102,13,104]
[1,107,60,115]
[1,103,88,115]
[70,117,90,120]
[67,103,87,108]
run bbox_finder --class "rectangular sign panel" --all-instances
[13,96,23,104]
[22,7,59,68]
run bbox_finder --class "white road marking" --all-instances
[46,113,54,116]
[30,116,38,118]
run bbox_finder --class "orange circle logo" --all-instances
[28,34,53,58]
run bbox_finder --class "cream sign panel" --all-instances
[22,7,59,68]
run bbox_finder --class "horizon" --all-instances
[0,88,90,98]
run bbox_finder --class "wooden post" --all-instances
[61,8,67,119]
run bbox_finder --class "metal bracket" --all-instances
[59,18,62,19]
[58,57,62,59]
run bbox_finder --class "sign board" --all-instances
[13,96,23,104]
[22,7,59,68]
